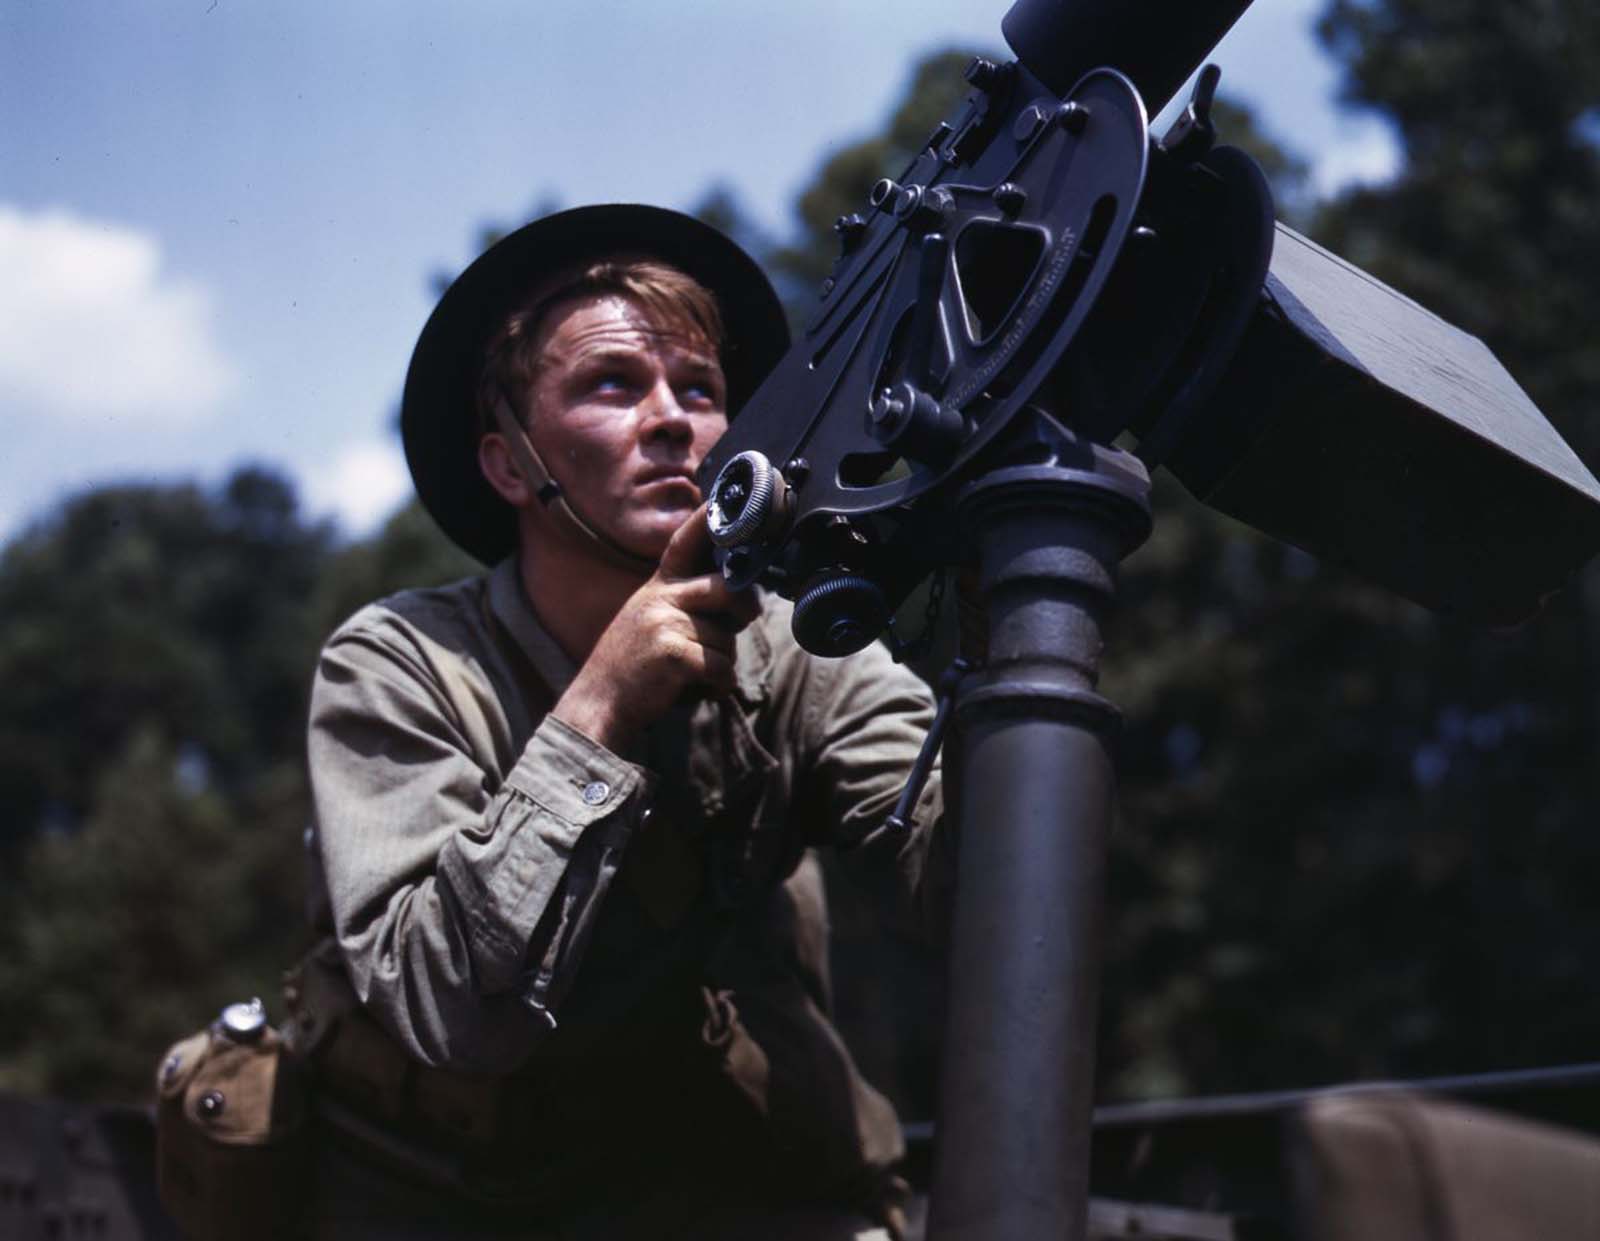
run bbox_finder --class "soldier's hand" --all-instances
[551,504,760,751]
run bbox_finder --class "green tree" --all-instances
[1303,0,1600,1070]
[0,468,331,857]
[0,729,306,1099]
[0,468,341,1097]
[1316,0,1600,450]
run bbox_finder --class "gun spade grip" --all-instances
[1000,0,1255,113]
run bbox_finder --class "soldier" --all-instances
[289,205,952,1239]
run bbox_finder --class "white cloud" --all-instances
[1312,121,1403,197]
[0,205,236,425]
[304,437,411,535]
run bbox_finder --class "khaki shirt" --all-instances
[304,559,950,1205]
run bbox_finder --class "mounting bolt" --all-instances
[1013,103,1048,144]
[869,386,909,431]
[833,212,867,250]
[894,184,952,231]
[1056,101,1089,133]
[964,56,1004,92]
[992,182,1027,215]
[869,178,901,211]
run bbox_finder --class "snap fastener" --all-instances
[218,997,267,1043]
[197,1090,226,1120]
[581,780,611,806]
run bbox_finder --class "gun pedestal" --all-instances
[928,422,1151,1241]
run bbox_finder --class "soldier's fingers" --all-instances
[685,612,740,656]
[724,584,760,627]
[674,642,736,695]
[703,647,737,694]
[658,503,714,580]
[668,571,756,618]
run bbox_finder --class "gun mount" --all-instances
[700,2,1600,1238]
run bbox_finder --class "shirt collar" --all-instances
[487,556,580,697]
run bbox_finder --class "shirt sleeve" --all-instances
[797,639,956,940]
[307,611,654,1073]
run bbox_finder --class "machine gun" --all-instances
[698,1,1600,1238]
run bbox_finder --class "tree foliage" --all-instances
[0,471,471,1100]
[0,469,331,858]
[1316,0,1600,450]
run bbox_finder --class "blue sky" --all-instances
[1,0,1397,546]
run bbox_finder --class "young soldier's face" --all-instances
[523,293,727,560]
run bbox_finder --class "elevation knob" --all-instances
[792,573,889,658]
[707,450,790,548]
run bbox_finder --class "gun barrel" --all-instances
[1001,0,1255,112]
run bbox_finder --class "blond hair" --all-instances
[476,257,725,435]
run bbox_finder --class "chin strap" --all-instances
[491,388,660,574]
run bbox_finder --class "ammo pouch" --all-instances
[154,1002,310,1240]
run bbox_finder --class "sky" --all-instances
[0,0,1399,547]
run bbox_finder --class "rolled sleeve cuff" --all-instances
[503,713,653,825]
[442,715,655,994]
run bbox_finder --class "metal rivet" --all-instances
[1013,103,1048,144]
[197,1090,225,1120]
[833,212,867,248]
[1056,101,1089,133]
[581,780,611,806]
[993,182,1027,215]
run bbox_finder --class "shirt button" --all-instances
[581,780,611,806]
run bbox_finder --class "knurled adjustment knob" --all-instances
[792,573,889,658]
[707,450,789,548]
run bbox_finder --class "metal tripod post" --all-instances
[927,425,1152,1241]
